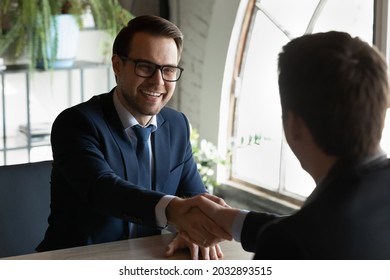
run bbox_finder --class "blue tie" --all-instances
[132,125,153,189]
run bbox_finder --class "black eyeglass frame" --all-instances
[120,56,184,82]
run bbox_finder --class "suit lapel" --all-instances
[101,90,138,183]
[153,114,170,192]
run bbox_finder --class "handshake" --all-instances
[166,193,240,247]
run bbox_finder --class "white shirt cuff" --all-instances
[155,195,176,228]
[232,209,249,242]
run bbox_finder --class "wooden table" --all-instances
[3,233,253,260]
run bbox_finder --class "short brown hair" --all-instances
[278,31,389,158]
[112,15,183,61]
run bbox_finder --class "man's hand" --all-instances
[165,234,223,260]
[176,194,240,240]
[166,195,232,247]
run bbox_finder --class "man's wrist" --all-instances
[165,196,182,225]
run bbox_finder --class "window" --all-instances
[229,0,380,200]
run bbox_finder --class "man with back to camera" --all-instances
[181,31,390,259]
[36,15,231,260]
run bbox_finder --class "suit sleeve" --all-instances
[253,221,308,259]
[51,106,164,227]
[240,211,280,252]
[241,211,307,259]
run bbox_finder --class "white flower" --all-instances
[190,127,224,190]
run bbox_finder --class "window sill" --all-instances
[214,180,302,215]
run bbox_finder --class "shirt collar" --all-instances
[113,89,157,131]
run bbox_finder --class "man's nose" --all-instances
[148,68,165,84]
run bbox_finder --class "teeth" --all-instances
[142,90,162,97]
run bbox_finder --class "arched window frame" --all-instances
[226,0,388,205]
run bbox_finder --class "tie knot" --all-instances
[133,125,152,142]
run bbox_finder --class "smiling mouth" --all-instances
[141,89,163,98]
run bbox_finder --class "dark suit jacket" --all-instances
[240,156,390,259]
[36,89,205,251]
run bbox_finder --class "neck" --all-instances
[309,154,339,184]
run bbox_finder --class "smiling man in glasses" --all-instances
[36,15,230,260]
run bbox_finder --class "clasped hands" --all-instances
[166,193,239,259]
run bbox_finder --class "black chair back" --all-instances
[0,160,52,258]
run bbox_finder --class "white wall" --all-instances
[171,0,242,146]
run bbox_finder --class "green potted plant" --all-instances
[0,0,133,70]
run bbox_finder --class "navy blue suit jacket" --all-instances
[37,89,205,251]
[240,156,390,259]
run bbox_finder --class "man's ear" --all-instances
[112,54,122,77]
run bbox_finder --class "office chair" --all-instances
[0,160,52,258]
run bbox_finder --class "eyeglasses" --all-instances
[121,56,184,82]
